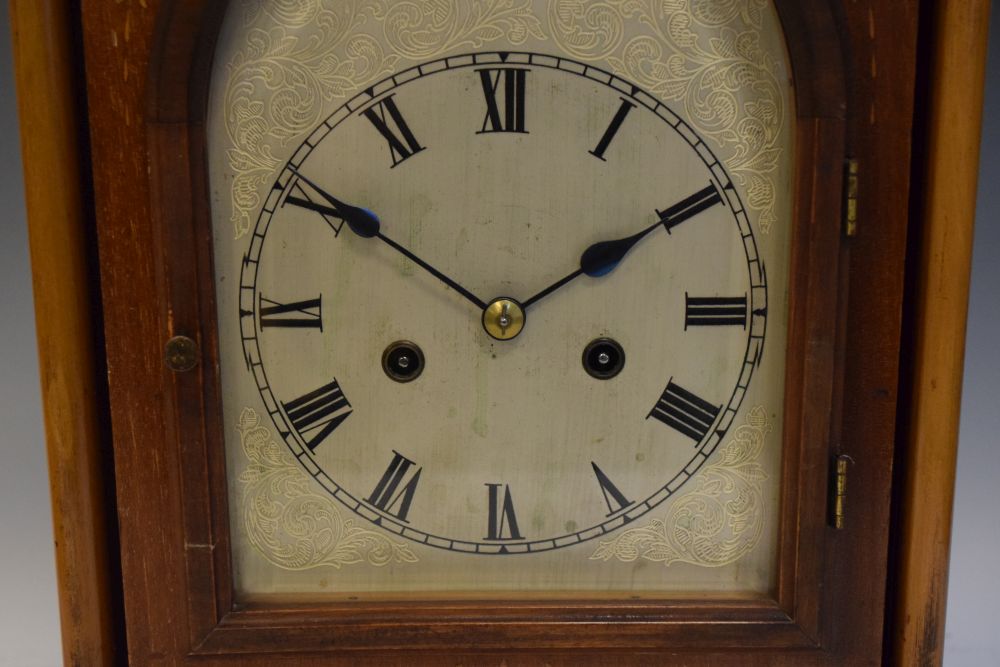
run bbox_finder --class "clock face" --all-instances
[210,0,793,596]
[240,52,765,553]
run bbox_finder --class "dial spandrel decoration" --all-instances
[209,0,793,598]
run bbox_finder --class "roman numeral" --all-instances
[282,379,352,451]
[648,380,721,443]
[656,184,724,232]
[485,483,523,541]
[684,294,748,329]
[590,98,636,160]
[362,95,425,167]
[259,295,322,330]
[366,451,421,522]
[477,68,528,134]
[591,462,633,516]
[283,181,345,235]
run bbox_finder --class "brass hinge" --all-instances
[829,454,853,529]
[844,158,859,237]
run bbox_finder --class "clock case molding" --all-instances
[9,0,989,665]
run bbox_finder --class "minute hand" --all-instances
[290,169,487,310]
[522,184,723,309]
[373,232,487,309]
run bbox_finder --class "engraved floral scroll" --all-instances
[223,3,400,237]
[222,0,786,237]
[237,407,418,570]
[224,0,545,237]
[589,405,770,567]
[548,0,784,232]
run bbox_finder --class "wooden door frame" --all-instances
[9,0,990,664]
[140,0,848,659]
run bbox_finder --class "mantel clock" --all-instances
[12,0,990,664]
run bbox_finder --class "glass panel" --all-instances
[207,0,794,601]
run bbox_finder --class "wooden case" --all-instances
[11,0,990,664]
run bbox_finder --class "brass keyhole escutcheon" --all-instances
[482,297,525,341]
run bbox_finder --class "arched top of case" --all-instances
[145,0,847,126]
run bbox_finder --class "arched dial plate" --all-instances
[237,52,767,555]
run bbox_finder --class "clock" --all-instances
[212,5,787,597]
[19,0,981,663]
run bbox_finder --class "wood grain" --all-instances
[79,0,189,662]
[892,1,992,664]
[8,1,121,665]
[78,0,922,663]
[836,3,922,664]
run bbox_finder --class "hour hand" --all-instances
[522,184,724,309]
[521,226,652,309]
[580,184,724,277]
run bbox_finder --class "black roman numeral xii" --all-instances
[478,68,528,134]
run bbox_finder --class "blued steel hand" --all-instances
[522,184,723,309]
[290,169,487,310]
[288,169,380,238]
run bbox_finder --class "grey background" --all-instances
[0,6,996,667]
[941,4,1000,666]
[0,6,62,667]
